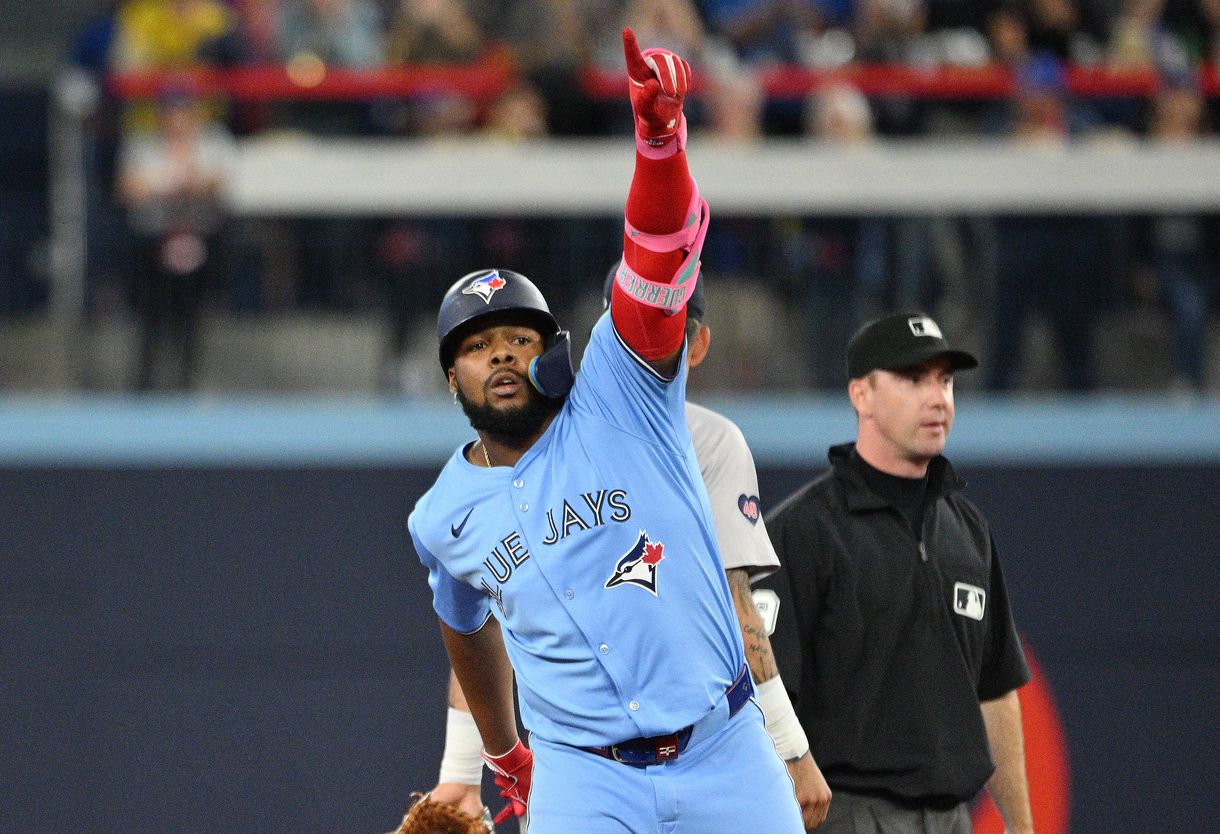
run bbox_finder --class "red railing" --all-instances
[582,63,1220,100]
[107,60,1220,103]
[107,52,516,104]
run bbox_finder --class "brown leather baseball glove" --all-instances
[386,792,494,834]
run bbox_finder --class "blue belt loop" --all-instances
[725,663,753,716]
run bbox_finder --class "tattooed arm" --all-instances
[726,568,832,827]
[727,567,780,682]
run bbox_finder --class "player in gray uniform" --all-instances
[415,278,831,831]
[407,29,806,834]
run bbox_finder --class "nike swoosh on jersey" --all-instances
[451,507,475,538]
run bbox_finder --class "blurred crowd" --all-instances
[4,0,1216,393]
[68,1,1220,138]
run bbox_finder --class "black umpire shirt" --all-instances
[757,443,1031,806]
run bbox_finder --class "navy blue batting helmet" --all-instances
[437,268,574,398]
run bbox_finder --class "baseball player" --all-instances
[407,29,805,834]
[409,273,832,832]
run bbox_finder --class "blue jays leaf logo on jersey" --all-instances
[462,270,508,304]
[604,530,665,595]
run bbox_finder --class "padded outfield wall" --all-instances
[1,396,1216,834]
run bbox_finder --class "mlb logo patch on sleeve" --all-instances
[953,582,986,620]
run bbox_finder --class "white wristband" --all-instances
[438,706,485,785]
[755,675,810,762]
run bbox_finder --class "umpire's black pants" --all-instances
[814,789,971,834]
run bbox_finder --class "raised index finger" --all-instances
[622,27,652,84]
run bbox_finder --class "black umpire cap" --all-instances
[846,312,978,379]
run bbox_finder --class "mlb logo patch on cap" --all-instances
[953,582,986,621]
[907,315,943,339]
[846,310,978,378]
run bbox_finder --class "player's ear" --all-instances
[687,324,711,369]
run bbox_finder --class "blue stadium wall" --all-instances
[1,396,1216,834]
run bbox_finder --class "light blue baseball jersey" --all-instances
[409,312,746,748]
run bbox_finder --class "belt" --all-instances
[583,665,753,766]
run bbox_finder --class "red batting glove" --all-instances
[623,27,691,145]
[481,740,533,825]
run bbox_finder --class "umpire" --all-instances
[755,312,1035,834]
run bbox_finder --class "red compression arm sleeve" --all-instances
[611,149,694,359]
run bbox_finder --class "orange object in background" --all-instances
[973,643,1071,834]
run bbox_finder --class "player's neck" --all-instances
[475,415,556,468]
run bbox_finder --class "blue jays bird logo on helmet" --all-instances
[462,270,508,303]
[605,531,666,595]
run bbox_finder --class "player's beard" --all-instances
[456,377,562,443]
